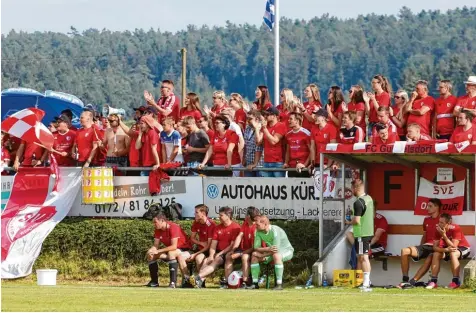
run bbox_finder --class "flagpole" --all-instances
[274,0,280,107]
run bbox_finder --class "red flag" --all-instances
[1,108,54,151]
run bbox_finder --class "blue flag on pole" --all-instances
[263,0,275,31]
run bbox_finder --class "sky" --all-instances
[1,0,475,34]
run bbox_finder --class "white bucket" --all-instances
[36,269,58,286]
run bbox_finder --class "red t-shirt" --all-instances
[407,96,435,136]
[263,122,287,163]
[140,128,159,166]
[456,95,476,110]
[212,222,241,251]
[277,104,291,130]
[435,95,457,135]
[211,104,228,129]
[156,95,181,123]
[128,126,140,167]
[2,147,10,163]
[311,123,337,162]
[191,218,216,248]
[347,102,366,131]
[369,92,391,123]
[372,133,396,145]
[449,125,475,144]
[391,106,406,137]
[206,129,215,143]
[327,104,344,129]
[240,220,256,250]
[180,108,202,123]
[438,224,470,248]
[374,213,388,248]
[75,127,96,162]
[19,141,43,166]
[212,130,240,166]
[285,128,311,167]
[254,101,272,111]
[154,222,191,249]
[234,109,247,131]
[53,130,76,166]
[423,216,440,244]
[92,127,106,166]
[302,100,322,131]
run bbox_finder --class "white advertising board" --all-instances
[68,176,203,218]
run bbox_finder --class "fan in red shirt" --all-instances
[204,90,229,130]
[253,85,272,111]
[60,109,78,132]
[199,115,240,175]
[2,134,21,166]
[346,86,367,134]
[277,88,295,131]
[406,123,432,142]
[180,92,202,123]
[284,113,311,178]
[145,213,192,288]
[13,140,44,170]
[117,106,146,167]
[339,112,365,144]
[301,84,322,131]
[406,81,435,136]
[326,86,345,130]
[390,91,409,141]
[371,106,398,141]
[1,132,11,169]
[135,115,161,171]
[433,80,457,140]
[225,206,261,288]
[450,110,476,145]
[310,109,337,166]
[144,80,181,124]
[190,206,241,288]
[47,114,76,166]
[229,93,247,131]
[372,123,396,145]
[73,111,102,167]
[365,74,392,136]
[399,198,441,288]
[427,213,471,289]
[454,77,476,122]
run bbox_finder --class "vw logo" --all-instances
[207,184,219,199]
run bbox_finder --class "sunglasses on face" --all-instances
[107,119,115,123]
[349,89,354,93]
[394,96,401,99]
[160,85,169,89]
[280,94,284,97]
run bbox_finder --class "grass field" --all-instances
[2,282,476,312]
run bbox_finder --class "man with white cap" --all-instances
[454,76,476,122]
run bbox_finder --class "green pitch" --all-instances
[2,284,476,312]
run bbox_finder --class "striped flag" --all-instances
[263,0,275,31]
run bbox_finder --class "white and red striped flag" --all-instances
[1,108,54,151]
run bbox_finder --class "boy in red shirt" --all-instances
[450,110,476,145]
[426,213,471,289]
[284,113,311,177]
[73,111,101,167]
[135,115,161,173]
[225,207,261,288]
[146,214,192,288]
[45,114,77,166]
[372,123,396,145]
[310,109,337,166]
[190,206,240,288]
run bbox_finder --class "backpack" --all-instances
[142,202,183,221]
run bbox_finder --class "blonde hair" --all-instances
[395,89,409,103]
[281,88,294,112]
[162,117,175,127]
[308,84,322,104]
[229,93,244,109]
[439,80,453,93]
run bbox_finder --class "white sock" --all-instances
[363,272,370,287]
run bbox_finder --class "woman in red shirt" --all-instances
[199,115,240,176]
[390,89,409,141]
[253,85,272,111]
[229,93,247,131]
[277,88,295,130]
[326,86,345,129]
[205,91,228,129]
[301,84,322,131]
[365,74,392,137]
[180,92,202,123]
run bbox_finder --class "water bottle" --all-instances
[305,274,314,289]
[345,207,352,222]
[322,272,328,287]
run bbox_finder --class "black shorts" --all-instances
[354,236,372,255]
[411,245,434,261]
[191,247,209,259]
[444,247,471,261]
[370,243,385,257]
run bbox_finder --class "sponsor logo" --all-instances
[6,205,56,242]
[207,184,219,199]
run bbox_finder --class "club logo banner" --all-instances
[414,178,465,216]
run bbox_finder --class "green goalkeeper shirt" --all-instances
[254,225,294,253]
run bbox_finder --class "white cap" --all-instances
[464,76,476,85]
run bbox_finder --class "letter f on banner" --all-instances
[384,171,403,204]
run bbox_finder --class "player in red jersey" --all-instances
[406,123,432,142]
[225,207,261,288]
[135,115,161,172]
[326,86,345,129]
[190,206,241,288]
[398,198,441,288]
[339,111,365,144]
[364,74,392,137]
[450,110,476,145]
[144,80,181,123]
[146,213,192,288]
[425,213,471,289]
[13,140,44,170]
[283,113,311,177]
[300,84,322,131]
[256,106,287,177]
[180,92,202,123]
[372,123,396,145]
[406,80,435,137]
[433,80,457,140]
[310,109,337,166]
[253,85,272,111]
[345,86,366,135]
[60,109,78,131]
[42,114,76,166]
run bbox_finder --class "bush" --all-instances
[33,218,319,282]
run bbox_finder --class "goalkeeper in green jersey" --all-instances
[247,215,294,290]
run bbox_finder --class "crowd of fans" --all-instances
[2,75,476,175]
